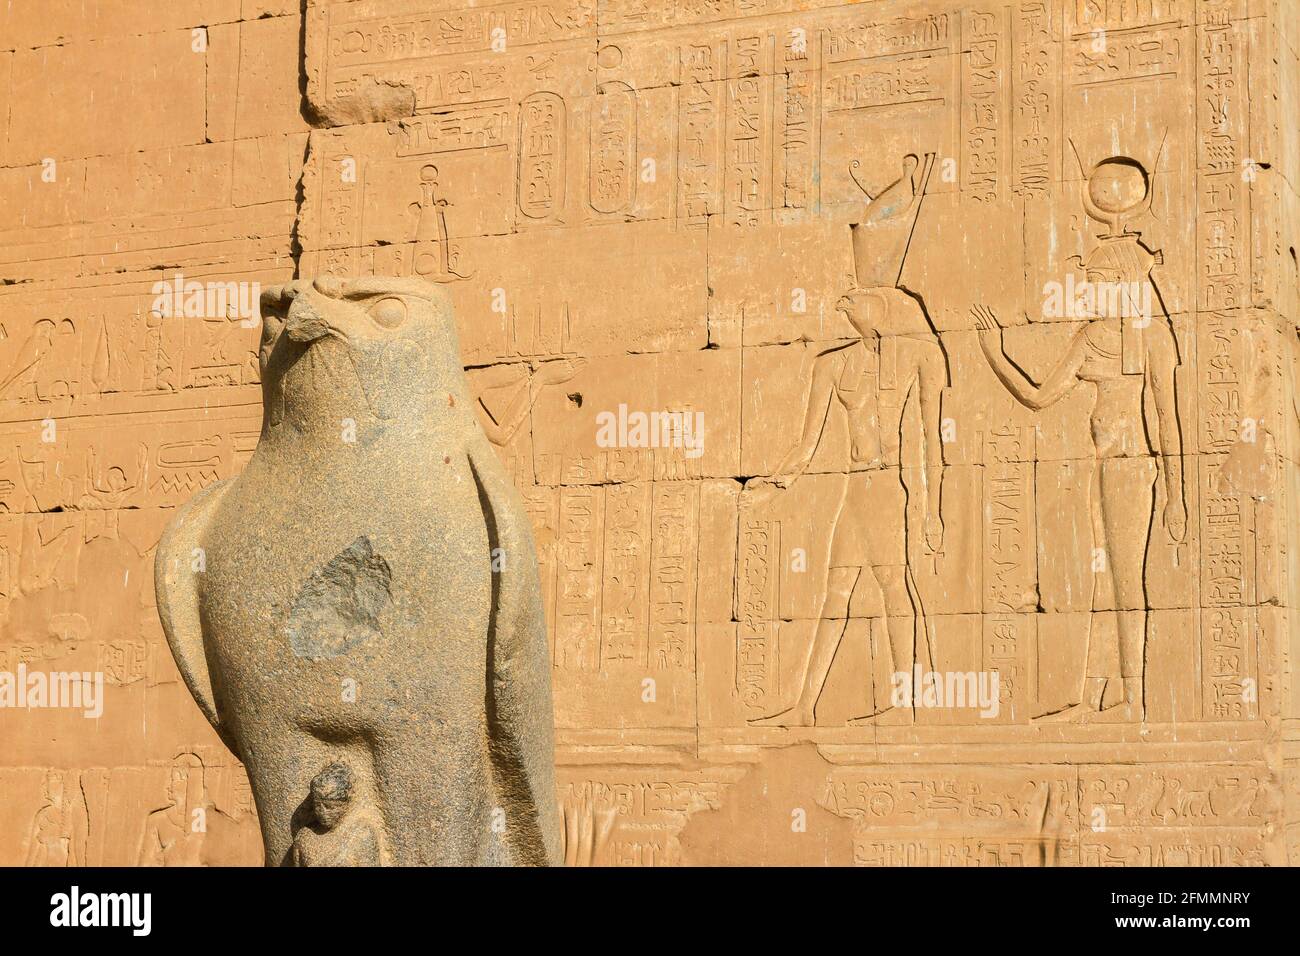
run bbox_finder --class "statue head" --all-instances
[309,762,355,831]
[257,276,468,430]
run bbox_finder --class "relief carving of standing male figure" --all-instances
[745,153,948,727]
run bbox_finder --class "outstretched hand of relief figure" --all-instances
[739,475,789,511]
[533,356,587,387]
[970,304,1004,358]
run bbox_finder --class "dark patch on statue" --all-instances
[286,536,392,660]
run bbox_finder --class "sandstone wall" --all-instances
[2,0,1299,866]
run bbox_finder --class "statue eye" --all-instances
[369,296,407,329]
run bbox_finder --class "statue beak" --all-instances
[259,281,306,319]
[285,298,344,344]
[284,276,353,343]
[285,312,338,344]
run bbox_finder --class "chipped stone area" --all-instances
[286,536,392,661]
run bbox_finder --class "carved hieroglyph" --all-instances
[3,0,1300,867]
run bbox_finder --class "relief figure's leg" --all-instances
[750,566,861,727]
[876,564,917,687]
[1086,458,1117,711]
[848,563,916,725]
[1101,456,1156,715]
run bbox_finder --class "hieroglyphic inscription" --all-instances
[736,518,779,711]
[1012,1,1056,197]
[961,11,1004,203]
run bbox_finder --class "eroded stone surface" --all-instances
[285,536,392,661]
